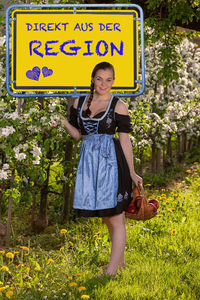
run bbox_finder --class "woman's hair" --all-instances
[84,62,115,117]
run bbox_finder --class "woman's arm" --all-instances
[62,98,82,141]
[61,119,81,141]
[118,132,142,185]
[51,98,82,141]
[115,100,142,186]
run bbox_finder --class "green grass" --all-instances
[0,163,200,299]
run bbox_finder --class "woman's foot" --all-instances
[99,263,126,270]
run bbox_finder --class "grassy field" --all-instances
[0,163,200,300]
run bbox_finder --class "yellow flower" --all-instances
[157,214,163,217]
[161,189,165,192]
[167,209,172,213]
[172,229,177,235]
[47,258,54,264]
[155,190,159,193]
[14,251,20,254]
[20,246,29,251]
[186,169,191,173]
[78,286,86,291]
[97,237,102,240]
[1,266,9,272]
[76,272,82,276]
[68,276,72,280]
[6,252,14,259]
[14,283,22,287]
[0,250,5,254]
[69,282,77,287]
[60,247,64,251]
[24,267,30,273]
[34,267,39,271]
[5,290,13,298]
[81,295,90,299]
[194,162,198,164]
[60,229,67,234]
[16,264,21,269]
[145,184,151,187]
[10,287,15,290]
[69,241,74,246]
[0,281,3,285]
[0,285,9,292]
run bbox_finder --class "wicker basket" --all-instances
[125,184,157,221]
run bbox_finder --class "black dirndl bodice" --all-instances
[69,95,133,217]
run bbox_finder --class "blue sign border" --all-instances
[6,3,145,98]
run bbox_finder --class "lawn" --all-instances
[0,163,200,300]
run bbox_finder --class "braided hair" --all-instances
[83,62,115,117]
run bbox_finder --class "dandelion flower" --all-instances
[60,229,67,234]
[76,273,82,276]
[10,287,15,290]
[81,295,90,299]
[78,286,86,291]
[0,285,9,292]
[1,266,9,272]
[69,282,77,287]
[24,267,30,273]
[14,283,22,287]
[0,250,5,254]
[6,290,13,298]
[6,252,14,259]
[68,276,72,280]
[186,169,191,173]
[20,246,29,251]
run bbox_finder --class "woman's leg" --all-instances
[102,212,126,275]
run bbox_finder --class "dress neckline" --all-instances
[80,95,114,121]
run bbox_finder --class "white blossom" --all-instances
[1,126,15,137]
[0,169,9,180]
[15,153,26,161]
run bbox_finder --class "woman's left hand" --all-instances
[131,172,143,187]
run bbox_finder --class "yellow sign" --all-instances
[12,10,138,91]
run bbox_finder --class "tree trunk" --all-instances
[177,134,183,162]
[32,162,51,232]
[31,191,37,228]
[5,169,15,247]
[61,139,74,224]
[156,148,161,173]
[151,142,156,175]
[138,150,144,176]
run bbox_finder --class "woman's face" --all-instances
[92,68,114,96]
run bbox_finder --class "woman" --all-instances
[56,62,142,276]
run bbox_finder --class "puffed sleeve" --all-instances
[115,113,132,133]
[69,105,80,129]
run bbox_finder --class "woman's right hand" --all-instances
[50,122,58,127]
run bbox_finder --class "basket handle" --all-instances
[137,182,145,197]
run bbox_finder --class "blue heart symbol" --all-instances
[26,67,40,81]
[42,67,53,77]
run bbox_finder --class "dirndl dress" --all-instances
[69,95,133,217]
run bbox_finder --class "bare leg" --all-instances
[102,212,126,275]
